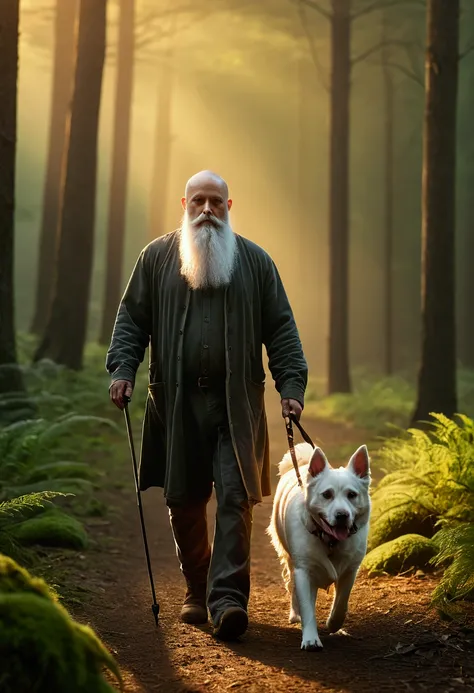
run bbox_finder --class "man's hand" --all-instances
[110,379,134,410]
[281,398,303,423]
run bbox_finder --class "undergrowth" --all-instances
[305,367,474,435]
[368,413,474,616]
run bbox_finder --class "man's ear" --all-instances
[227,198,233,211]
[181,196,187,210]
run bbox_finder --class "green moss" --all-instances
[0,554,122,692]
[0,553,57,601]
[362,534,438,576]
[10,509,88,549]
[0,592,121,693]
[368,503,437,551]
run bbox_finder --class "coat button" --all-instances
[176,382,179,387]
[203,344,208,349]
[179,329,183,335]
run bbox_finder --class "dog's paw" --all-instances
[301,635,323,651]
[288,609,301,624]
[326,612,347,634]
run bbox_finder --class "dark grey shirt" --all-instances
[182,287,226,381]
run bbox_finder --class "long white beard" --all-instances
[179,211,237,290]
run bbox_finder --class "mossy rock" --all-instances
[0,554,122,692]
[362,534,438,576]
[368,504,438,551]
[0,553,57,600]
[0,592,121,692]
[10,509,88,550]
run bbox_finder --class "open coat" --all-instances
[106,231,307,504]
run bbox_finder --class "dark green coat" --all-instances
[106,230,307,504]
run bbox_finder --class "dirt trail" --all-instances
[67,392,474,693]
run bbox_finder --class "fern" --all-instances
[431,523,474,613]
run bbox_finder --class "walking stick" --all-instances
[123,395,160,625]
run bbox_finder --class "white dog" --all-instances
[267,442,371,651]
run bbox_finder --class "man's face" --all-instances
[182,180,232,225]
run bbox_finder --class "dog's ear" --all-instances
[309,447,329,477]
[347,445,370,478]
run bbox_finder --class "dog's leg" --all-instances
[293,567,322,650]
[326,566,358,633]
[288,576,301,624]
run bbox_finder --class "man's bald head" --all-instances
[181,170,232,224]
[184,170,229,201]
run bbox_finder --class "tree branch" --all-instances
[291,0,331,21]
[351,39,421,67]
[381,60,424,87]
[297,2,330,92]
[459,40,474,61]
[351,0,425,21]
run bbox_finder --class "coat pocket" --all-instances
[245,378,265,425]
[148,381,166,426]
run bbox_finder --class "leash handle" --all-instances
[285,413,314,489]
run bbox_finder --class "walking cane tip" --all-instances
[152,603,160,625]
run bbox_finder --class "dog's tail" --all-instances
[278,442,314,477]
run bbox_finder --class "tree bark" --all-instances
[34,0,107,370]
[30,0,78,335]
[381,12,394,376]
[412,0,459,424]
[0,0,25,393]
[457,59,474,369]
[328,0,352,394]
[99,0,135,345]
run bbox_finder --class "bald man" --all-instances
[106,171,307,641]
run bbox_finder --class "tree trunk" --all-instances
[148,40,175,241]
[34,0,106,370]
[30,0,78,335]
[412,0,459,424]
[99,0,135,345]
[0,0,24,394]
[328,0,352,394]
[458,190,474,368]
[457,60,474,369]
[381,13,394,376]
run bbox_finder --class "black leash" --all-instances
[123,395,160,625]
[284,413,315,489]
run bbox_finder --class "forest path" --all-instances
[67,392,474,693]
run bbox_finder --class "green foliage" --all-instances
[431,523,474,614]
[367,413,474,612]
[10,509,88,550]
[305,368,474,435]
[0,344,123,564]
[0,492,67,561]
[362,534,438,576]
[372,413,474,523]
[0,553,122,693]
[305,371,416,433]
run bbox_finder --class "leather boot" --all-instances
[181,582,208,624]
[168,501,211,625]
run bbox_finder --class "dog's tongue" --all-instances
[320,518,350,541]
[331,526,351,541]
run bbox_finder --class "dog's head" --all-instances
[305,445,371,541]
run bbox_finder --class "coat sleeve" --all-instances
[105,248,152,384]
[261,256,308,407]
